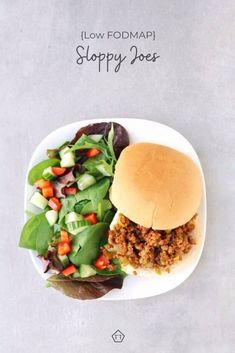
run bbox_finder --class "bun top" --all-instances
[110,143,202,230]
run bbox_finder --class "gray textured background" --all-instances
[1,1,235,352]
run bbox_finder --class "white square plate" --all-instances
[25,118,206,300]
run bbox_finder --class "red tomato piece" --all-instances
[84,212,98,225]
[42,186,54,198]
[48,197,61,211]
[86,148,101,158]
[51,167,67,176]
[63,186,77,195]
[57,241,71,256]
[62,265,77,276]
[95,255,110,270]
[35,179,52,189]
[60,230,69,243]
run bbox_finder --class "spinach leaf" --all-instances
[102,210,116,224]
[19,213,53,255]
[79,199,112,217]
[74,200,89,214]
[83,158,113,177]
[28,159,60,185]
[69,223,109,266]
[97,200,112,220]
[79,201,97,215]
[75,178,110,206]
[47,273,124,300]
[58,195,77,225]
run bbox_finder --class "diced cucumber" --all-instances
[59,146,70,159]
[88,134,103,142]
[72,270,81,278]
[60,149,75,167]
[30,192,48,209]
[80,264,97,278]
[45,210,58,226]
[42,166,56,180]
[77,174,96,191]
[67,220,90,234]
[65,212,83,224]
[59,146,71,159]
[57,254,70,267]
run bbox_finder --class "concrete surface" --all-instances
[0,1,235,352]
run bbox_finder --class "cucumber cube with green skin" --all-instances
[59,146,71,159]
[67,221,89,235]
[57,254,70,267]
[72,270,81,278]
[77,174,96,190]
[30,192,48,210]
[60,150,75,167]
[65,212,83,224]
[42,166,56,180]
[79,264,97,278]
[45,210,58,226]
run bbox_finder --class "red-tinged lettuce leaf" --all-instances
[57,168,76,185]
[70,122,129,158]
[40,249,64,273]
[47,274,124,300]
[53,181,66,198]
[53,167,79,198]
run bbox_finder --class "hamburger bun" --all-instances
[110,143,202,230]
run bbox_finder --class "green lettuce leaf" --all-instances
[83,158,113,177]
[19,213,53,255]
[75,177,110,206]
[69,223,109,265]
[28,159,60,185]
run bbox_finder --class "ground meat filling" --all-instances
[108,214,196,273]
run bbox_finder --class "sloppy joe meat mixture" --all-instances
[107,214,196,273]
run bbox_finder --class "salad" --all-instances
[19,122,129,300]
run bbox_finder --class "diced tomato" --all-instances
[48,197,61,211]
[84,212,98,225]
[57,241,71,256]
[62,265,77,276]
[63,186,77,195]
[60,230,69,243]
[42,186,54,198]
[95,255,110,270]
[86,148,101,158]
[51,167,67,176]
[35,179,52,189]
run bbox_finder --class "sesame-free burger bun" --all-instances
[110,143,202,230]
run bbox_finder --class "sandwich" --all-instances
[106,143,202,275]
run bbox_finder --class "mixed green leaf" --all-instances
[28,159,60,185]
[19,122,129,300]
[19,213,53,255]
[47,274,124,300]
